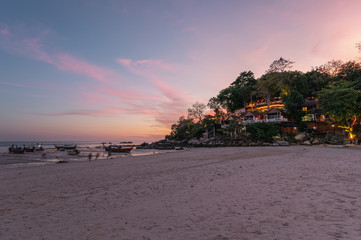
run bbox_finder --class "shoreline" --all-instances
[1,146,361,239]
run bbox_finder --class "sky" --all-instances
[1,0,361,142]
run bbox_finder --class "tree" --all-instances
[313,60,343,78]
[256,72,282,105]
[166,115,205,140]
[207,97,223,118]
[303,70,331,97]
[336,61,361,82]
[257,58,296,108]
[230,71,258,107]
[282,89,306,129]
[318,80,361,139]
[266,57,294,73]
[187,102,206,122]
[212,71,257,112]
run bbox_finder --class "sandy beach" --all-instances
[1,146,361,239]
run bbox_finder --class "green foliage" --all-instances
[282,90,306,129]
[303,70,331,97]
[211,71,257,112]
[202,115,221,129]
[336,61,361,82]
[166,110,221,141]
[245,122,279,141]
[318,80,361,127]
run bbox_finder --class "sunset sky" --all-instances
[1,0,361,142]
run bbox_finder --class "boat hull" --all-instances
[54,144,77,150]
[107,147,133,153]
[103,144,134,153]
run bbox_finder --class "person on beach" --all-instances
[88,153,92,161]
[95,153,100,160]
[107,151,111,159]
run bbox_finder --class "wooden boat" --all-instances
[35,143,44,151]
[54,144,77,150]
[9,145,25,154]
[67,149,80,155]
[102,143,134,153]
[24,146,35,152]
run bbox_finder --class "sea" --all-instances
[0,141,172,169]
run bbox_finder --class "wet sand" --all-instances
[1,146,361,239]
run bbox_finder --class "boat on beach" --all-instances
[8,145,25,154]
[102,143,134,153]
[54,144,77,150]
[35,143,44,151]
[24,146,35,152]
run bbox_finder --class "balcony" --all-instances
[243,118,288,124]
[264,118,288,122]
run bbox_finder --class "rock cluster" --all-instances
[138,131,348,149]
[137,140,187,150]
[139,137,282,149]
[323,132,345,145]
[294,132,320,145]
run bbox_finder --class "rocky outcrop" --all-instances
[139,137,285,149]
[295,132,310,142]
[137,140,187,150]
[188,137,224,147]
[323,133,345,145]
[294,131,321,145]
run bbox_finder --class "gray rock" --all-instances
[312,139,320,145]
[295,132,309,142]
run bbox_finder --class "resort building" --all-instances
[220,96,340,135]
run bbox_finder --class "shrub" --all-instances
[245,122,279,141]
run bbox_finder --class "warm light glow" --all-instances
[349,132,356,139]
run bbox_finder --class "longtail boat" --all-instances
[9,145,25,154]
[54,144,77,150]
[24,146,35,152]
[102,143,134,153]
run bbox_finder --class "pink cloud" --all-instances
[0,24,117,84]
[54,54,115,83]
[116,57,190,125]
[0,23,190,128]
[43,108,125,117]
[1,28,10,36]
[117,58,178,75]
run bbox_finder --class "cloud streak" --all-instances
[0,24,117,84]
[0,23,189,128]
[117,58,190,125]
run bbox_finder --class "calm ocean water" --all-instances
[0,141,139,153]
[0,141,174,169]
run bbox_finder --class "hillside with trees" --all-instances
[165,43,361,144]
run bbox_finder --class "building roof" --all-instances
[264,107,285,115]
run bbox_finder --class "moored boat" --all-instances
[9,145,25,154]
[24,146,35,152]
[54,144,77,150]
[35,143,44,151]
[102,143,134,153]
